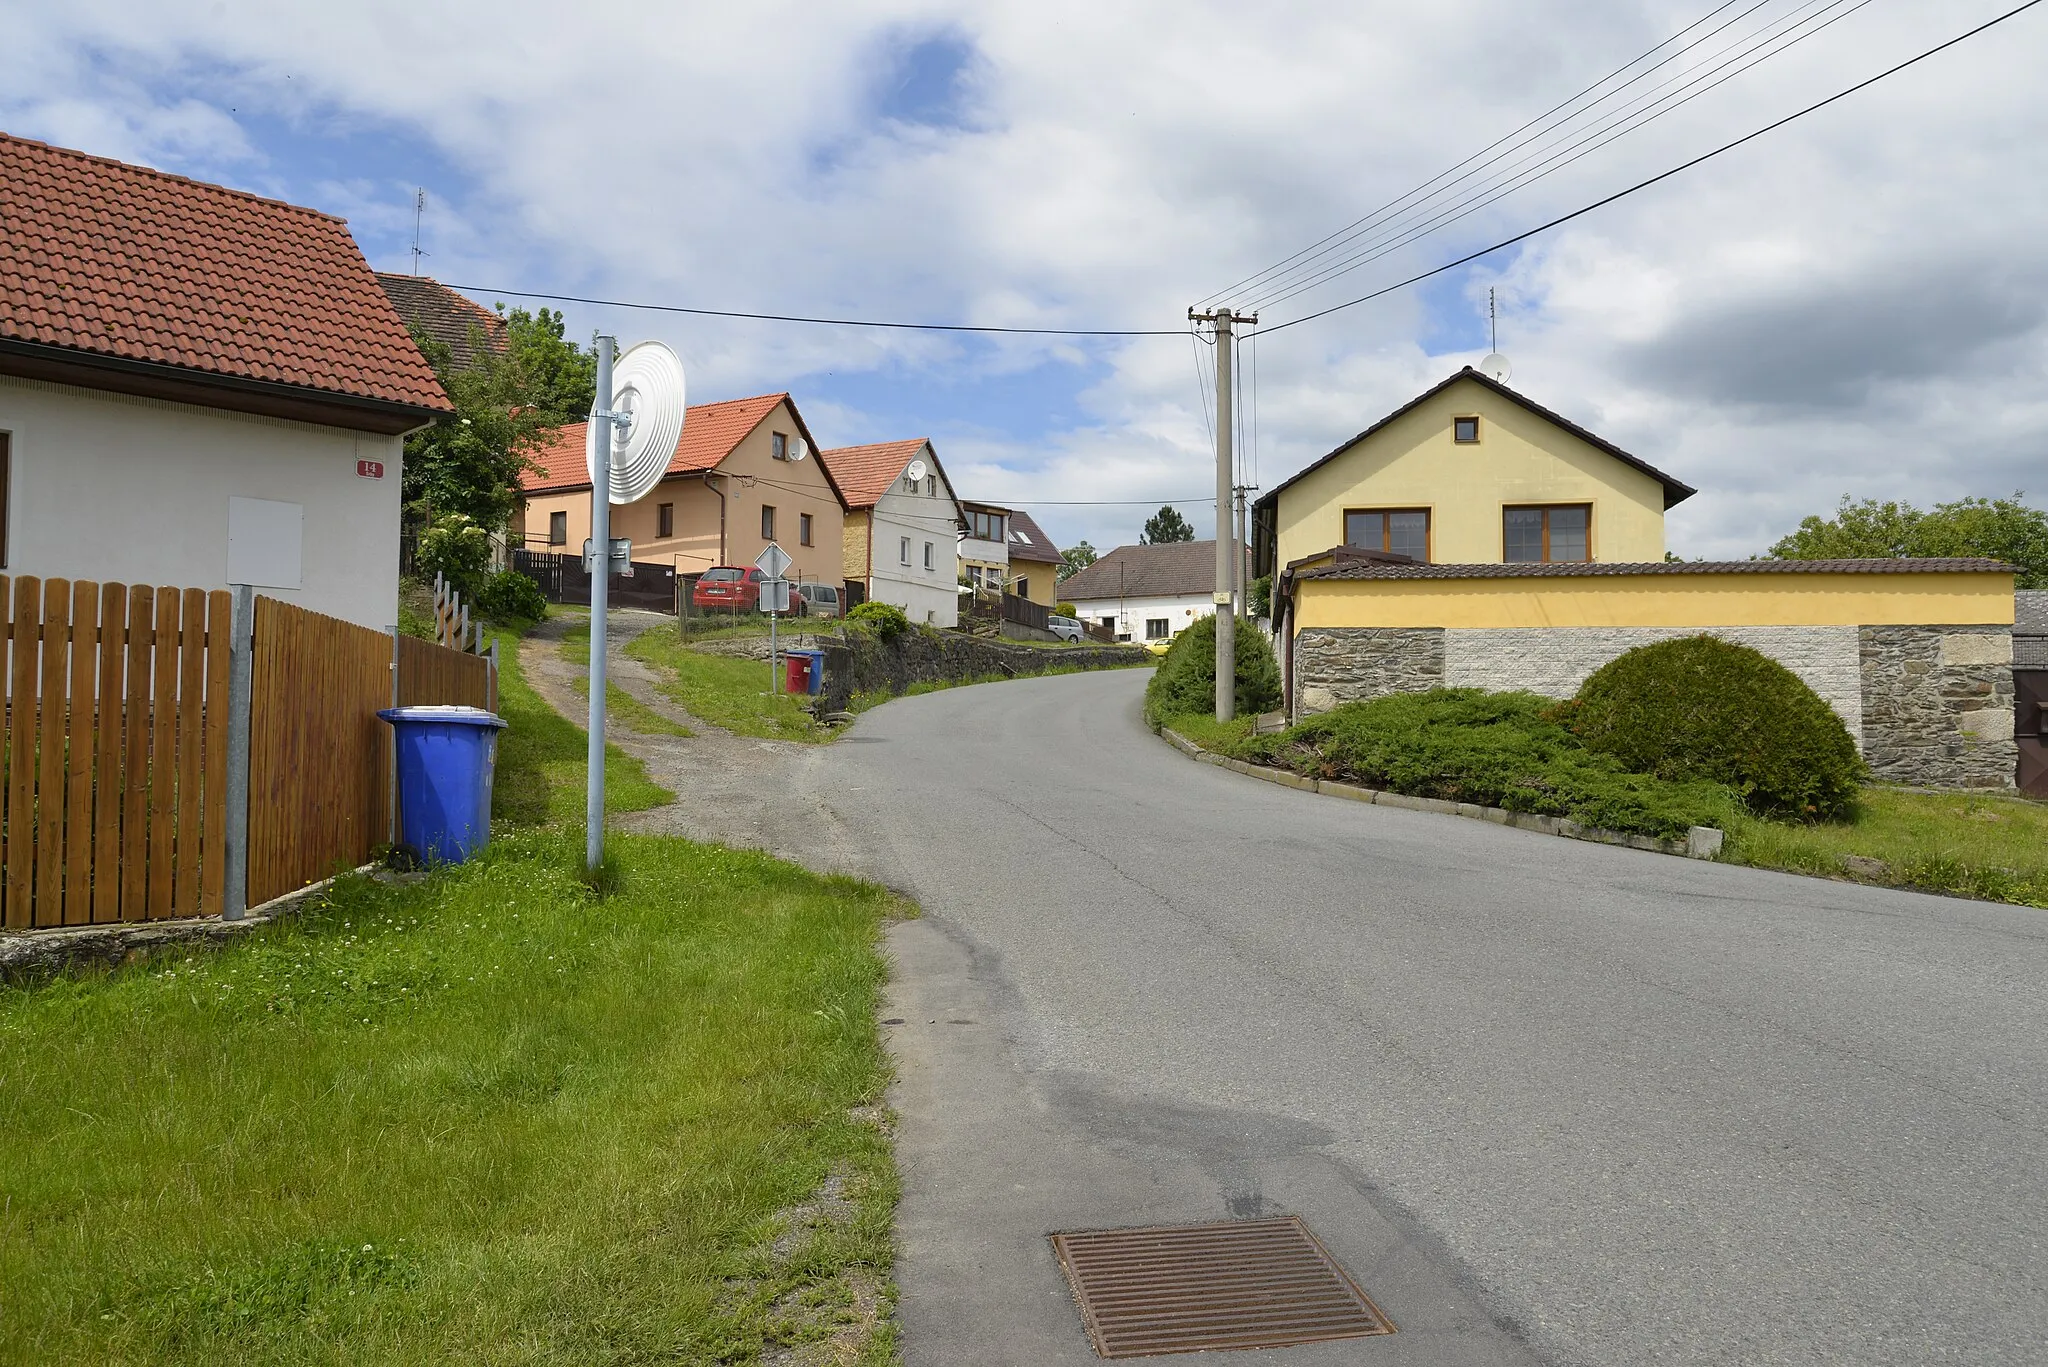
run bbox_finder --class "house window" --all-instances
[1454,416,1480,443]
[1145,618,1170,640]
[1100,616,1115,633]
[923,542,933,570]
[925,475,936,496]
[900,536,911,565]
[772,432,788,461]
[1014,577,1029,600]
[657,502,674,538]
[1343,508,1430,561]
[761,505,776,540]
[1504,504,1592,563]
[972,510,1005,540]
[799,512,813,547]
[549,510,568,546]
[0,431,9,568]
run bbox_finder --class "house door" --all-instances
[2016,669,2048,797]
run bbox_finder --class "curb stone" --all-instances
[1157,726,1724,862]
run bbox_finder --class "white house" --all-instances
[819,437,967,627]
[1057,540,1224,643]
[0,134,450,630]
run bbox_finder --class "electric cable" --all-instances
[443,285,1182,337]
[1259,0,2043,336]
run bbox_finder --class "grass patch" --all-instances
[0,830,903,1364]
[625,626,827,743]
[555,625,692,738]
[493,633,673,826]
[1724,787,2048,906]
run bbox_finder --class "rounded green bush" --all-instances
[1144,614,1282,722]
[845,600,911,641]
[1563,635,1865,819]
[476,568,548,625]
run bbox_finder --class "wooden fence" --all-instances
[2,576,232,928]
[4,576,497,928]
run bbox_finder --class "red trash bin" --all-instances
[784,651,812,693]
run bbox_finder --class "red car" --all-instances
[692,565,764,610]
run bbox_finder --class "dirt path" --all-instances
[522,611,879,879]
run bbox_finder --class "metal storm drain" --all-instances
[1050,1216,1395,1358]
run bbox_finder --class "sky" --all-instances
[3,0,2043,558]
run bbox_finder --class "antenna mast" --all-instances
[411,189,428,276]
[1489,287,1497,353]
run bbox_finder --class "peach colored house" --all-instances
[514,392,846,589]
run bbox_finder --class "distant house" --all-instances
[0,133,451,630]
[1004,510,1062,608]
[374,273,508,372]
[818,438,966,627]
[1058,540,1222,643]
[958,499,1012,595]
[514,392,846,590]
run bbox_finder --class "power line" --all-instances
[443,284,1182,337]
[1261,0,2043,336]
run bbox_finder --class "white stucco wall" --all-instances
[1063,592,1216,642]
[1,375,404,631]
[868,479,961,627]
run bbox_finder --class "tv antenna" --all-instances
[1480,287,1511,383]
[411,189,428,275]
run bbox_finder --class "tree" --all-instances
[1769,493,2048,588]
[402,308,596,534]
[1058,540,1098,582]
[1141,506,1195,544]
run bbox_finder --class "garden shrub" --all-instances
[1052,602,1078,618]
[1560,635,1865,819]
[1235,689,1737,840]
[476,568,548,625]
[1144,614,1282,722]
[415,513,494,600]
[845,600,911,641]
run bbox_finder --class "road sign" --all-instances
[760,577,792,614]
[755,541,792,579]
[582,537,631,574]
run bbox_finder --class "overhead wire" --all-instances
[1259,0,2044,336]
[1246,0,1879,311]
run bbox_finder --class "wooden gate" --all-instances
[2,575,232,928]
[2017,668,2048,798]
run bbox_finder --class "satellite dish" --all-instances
[905,457,929,484]
[589,340,686,504]
[788,436,809,462]
[1479,352,1512,383]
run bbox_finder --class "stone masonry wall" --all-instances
[816,631,1149,713]
[1444,626,1864,738]
[1292,627,1444,717]
[1859,625,2015,788]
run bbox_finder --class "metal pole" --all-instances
[584,335,616,874]
[222,583,254,920]
[770,608,779,693]
[1213,312,1236,722]
[1234,486,1248,620]
[387,623,400,848]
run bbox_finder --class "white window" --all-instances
[900,536,911,565]
[923,542,933,570]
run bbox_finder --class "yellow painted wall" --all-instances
[1293,570,2017,630]
[842,509,872,584]
[1274,376,1668,573]
[1010,564,1059,606]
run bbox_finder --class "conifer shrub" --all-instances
[1559,635,1865,819]
[1144,614,1282,722]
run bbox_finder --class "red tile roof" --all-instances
[524,392,794,493]
[816,438,931,508]
[0,133,449,415]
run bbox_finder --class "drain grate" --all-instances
[1050,1216,1395,1358]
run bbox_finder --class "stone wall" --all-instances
[1859,625,2015,788]
[1292,627,1444,716]
[818,631,1149,712]
[1444,626,1863,736]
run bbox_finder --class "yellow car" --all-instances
[1144,635,1175,657]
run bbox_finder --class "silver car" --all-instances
[796,583,842,619]
[1046,614,1083,641]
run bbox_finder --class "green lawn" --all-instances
[624,626,827,743]
[491,632,673,825]
[0,831,903,1365]
[554,625,693,738]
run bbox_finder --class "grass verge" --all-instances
[0,829,904,1364]
[624,626,827,743]
[554,624,693,738]
[493,632,674,825]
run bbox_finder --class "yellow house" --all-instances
[1251,366,1693,579]
[514,392,846,590]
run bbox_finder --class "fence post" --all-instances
[488,638,500,714]
[388,624,401,848]
[222,584,255,921]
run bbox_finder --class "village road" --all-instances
[803,668,2048,1367]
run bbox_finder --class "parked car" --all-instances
[1144,633,1176,657]
[1046,614,1083,641]
[692,565,764,610]
[795,583,842,619]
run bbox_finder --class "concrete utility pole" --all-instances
[585,335,617,875]
[1233,484,1252,620]
[1189,306,1256,721]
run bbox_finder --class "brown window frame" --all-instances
[548,509,568,546]
[1453,415,1480,444]
[1502,503,1593,564]
[657,501,674,538]
[1341,506,1431,562]
[799,511,813,547]
[771,432,788,461]
[1,431,11,568]
[761,504,776,540]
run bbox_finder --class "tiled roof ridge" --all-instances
[0,131,345,224]
[520,391,797,493]
[1295,556,2018,581]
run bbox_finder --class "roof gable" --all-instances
[1256,368,1694,514]
[1005,509,1062,564]
[524,392,847,506]
[1058,540,1218,600]
[376,273,507,373]
[0,133,449,420]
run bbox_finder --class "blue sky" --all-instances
[5,0,2044,555]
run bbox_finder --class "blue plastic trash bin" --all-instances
[792,648,827,696]
[377,705,508,865]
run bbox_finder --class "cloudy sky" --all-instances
[4,0,2042,557]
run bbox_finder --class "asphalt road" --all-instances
[805,667,2048,1366]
